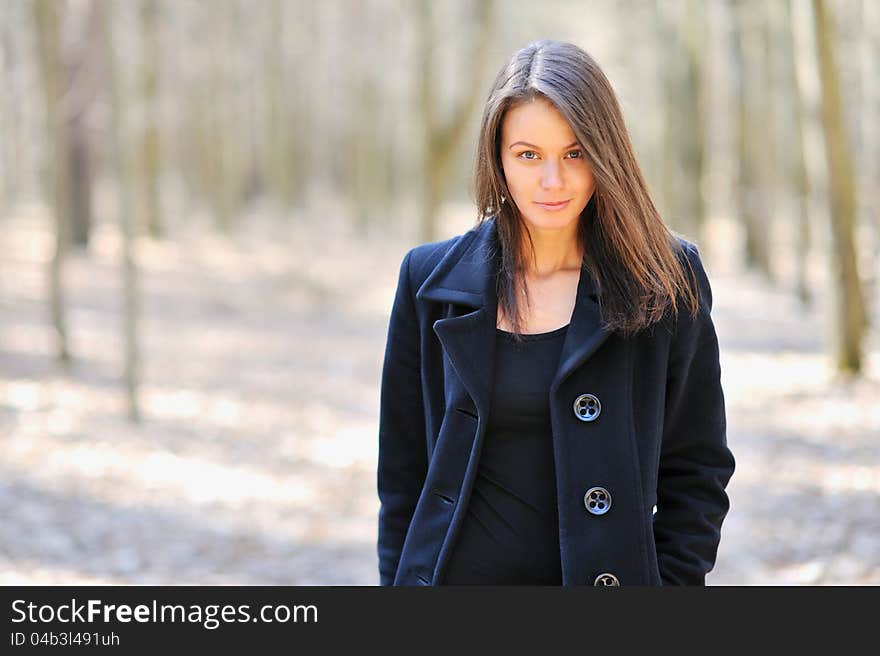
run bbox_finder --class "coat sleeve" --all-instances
[653,242,735,585]
[376,248,429,585]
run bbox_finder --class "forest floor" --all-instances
[1,201,878,585]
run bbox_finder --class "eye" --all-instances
[516,149,583,161]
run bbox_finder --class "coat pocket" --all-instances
[397,407,479,585]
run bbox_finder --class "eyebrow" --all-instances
[508,141,580,150]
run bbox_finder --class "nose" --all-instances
[540,160,564,190]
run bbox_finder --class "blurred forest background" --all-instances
[0,0,877,585]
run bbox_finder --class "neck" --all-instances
[522,221,583,278]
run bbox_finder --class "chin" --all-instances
[521,211,581,231]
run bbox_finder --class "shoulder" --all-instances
[400,224,480,290]
[404,236,458,282]
[670,234,712,313]
[658,235,719,355]
[671,235,702,272]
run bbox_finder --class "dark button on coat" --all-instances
[377,217,735,586]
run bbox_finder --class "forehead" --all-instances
[500,98,577,146]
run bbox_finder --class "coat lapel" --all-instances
[415,217,613,419]
[415,220,499,421]
[551,257,614,393]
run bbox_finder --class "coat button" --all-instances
[573,393,601,422]
[584,486,612,515]
[594,572,620,586]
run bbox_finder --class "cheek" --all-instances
[501,165,531,197]
[575,167,595,196]
[584,166,596,190]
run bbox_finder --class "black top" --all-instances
[442,323,568,585]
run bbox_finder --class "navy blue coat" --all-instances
[377,217,735,586]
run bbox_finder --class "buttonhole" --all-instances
[417,575,431,585]
[433,491,455,505]
[455,407,478,420]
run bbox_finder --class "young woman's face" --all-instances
[500,97,595,234]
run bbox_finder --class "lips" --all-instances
[535,199,571,211]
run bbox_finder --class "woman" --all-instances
[377,40,735,586]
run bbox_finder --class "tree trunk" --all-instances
[732,0,774,280]
[68,110,93,247]
[417,0,494,244]
[99,0,142,421]
[140,0,162,238]
[63,0,100,249]
[264,0,288,209]
[859,0,880,315]
[783,0,813,308]
[347,0,385,235]
[32,0,71,365]
[655,0,707,242]
[812,0,866,374]
[0,13,18,214]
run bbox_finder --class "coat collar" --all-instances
[416,217,613,416]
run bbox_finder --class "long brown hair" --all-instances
[472,39,699,340]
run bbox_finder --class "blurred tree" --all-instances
[99,0,142,421]
[732,0,774,281]
[417,0,494,244]
[259,0,310,214]
[0,8,21,214]
[140,0,163,238]
[347,0,390,233]
[812,0,866,374]
[656,0,707,243]
[32,0,71,365]
[859,0,880,308]
[782,0,813,307]
[264,0,292,210]
[197,0,245,232]
[64,0,100,248]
